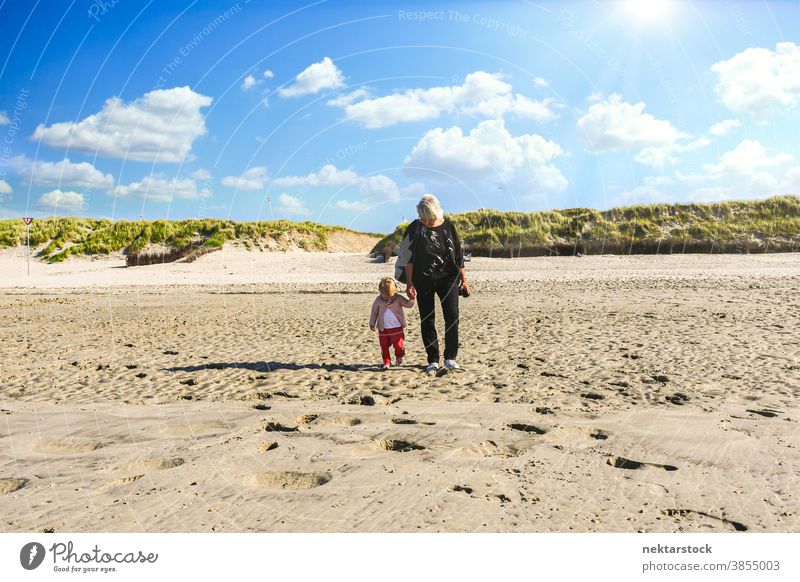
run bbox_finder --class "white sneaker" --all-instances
[444,359,460,370]
[425,362,440,372]
[396,357,404,366]
[381,363,390,371]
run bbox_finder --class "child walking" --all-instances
[369,277,415,370]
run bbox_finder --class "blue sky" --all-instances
[1,0,799,233]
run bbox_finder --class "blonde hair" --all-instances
[416,193,444,221]
[379,277,397,297]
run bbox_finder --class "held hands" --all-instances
[406,284,417,300]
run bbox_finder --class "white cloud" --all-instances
[578,93,687,152]
[241,74,258,91]
[712,42,800,118]
[534,76,549,88]
[37,189,84,212]
[689,166,800,202]
[636,137,711,168]
[404,119,567,192]
[334,71,557,128]
[336,199,371,213]
[675,171,711,184]
[113,174,211,203]
[32,86,212,162]
[263,70,274,79]
[577,93,706,167]
[221,166,268,190]
[190,168,212,180]
[0,179,13,194]
[703,139,793,176]
[273,164,401,199]
[612,185,674,207]
[9,155,113,189]
[0,111,9,125]
[618,154,800,207]
[587,91,603,103]
[277,193,311,216]
[326,88,371,108]
[278,57,345,98]
[643,175,674,186]
[461,93,556,121]
[708,118,741,136]
[668,140,800,202]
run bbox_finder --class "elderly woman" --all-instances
[404,194,470,372]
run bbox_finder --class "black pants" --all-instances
[414,274,460,363]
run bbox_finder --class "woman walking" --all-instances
[404,194,470,372]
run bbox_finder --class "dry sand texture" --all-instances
[1,250,799,532]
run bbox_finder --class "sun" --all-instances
[621,0,674,22]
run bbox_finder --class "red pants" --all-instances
[378,326,405,365]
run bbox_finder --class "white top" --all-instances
[383,307,401,328]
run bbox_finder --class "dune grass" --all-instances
[371,195,800,256]
[0,217,379,263]
[3,196,798,262]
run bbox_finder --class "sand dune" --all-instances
[1,250,799,532]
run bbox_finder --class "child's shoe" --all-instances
[381,362,390,371]
[396,357,404,366]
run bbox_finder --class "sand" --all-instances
[1,248,799,532]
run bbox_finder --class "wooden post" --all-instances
[22,217,33,276]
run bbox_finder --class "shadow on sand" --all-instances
[163,361,402,373]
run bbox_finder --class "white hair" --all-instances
[416,194,444,221]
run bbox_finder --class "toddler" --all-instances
[369,277,414,370]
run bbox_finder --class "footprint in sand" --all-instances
[118,458,184,472]
[246,471,330,490]
[507,422,547,435]
[32,440,103,454]
[0,478,29,495]
[296,414,319,425]
[665,393,690,405]
[581,392,605,401]
[460,440,523,458]
[447,484,474,494]
[374,438,425,452]
[662,508,747,532]
[98,474,144,492]
[341,394,375,406]
[257,441,278,453]
[548,424,613,451]
[263,421,299,432]
[163,421,232,436]
[606,455,678,471]
[313,415,362,427]
[747,408,781,418]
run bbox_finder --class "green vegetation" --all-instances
[372,195,800,256]
[4,196,799,262]
[0,217,379,263]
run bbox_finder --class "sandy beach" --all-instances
[1,249,799,532]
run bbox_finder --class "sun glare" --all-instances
[622,0,674,22]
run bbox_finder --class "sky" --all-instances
[0,0,799,234]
